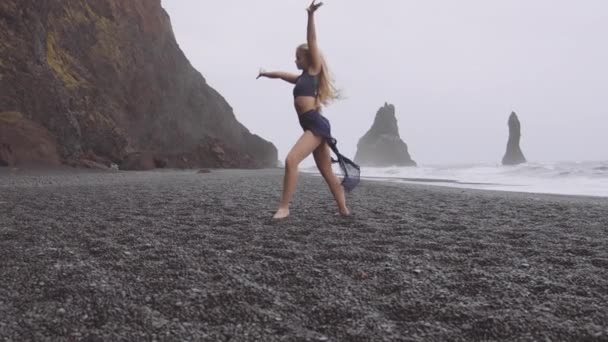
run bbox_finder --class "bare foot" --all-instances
[273,208,290,219]
[338,208,351,217]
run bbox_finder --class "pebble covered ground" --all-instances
[1,168,607,341]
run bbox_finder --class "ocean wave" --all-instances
[329,161,608,197]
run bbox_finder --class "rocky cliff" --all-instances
[0,0,277,169]
[354,103,416,167]
[502,112,526,166]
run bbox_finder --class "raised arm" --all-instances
[306,0,323,74]
[257,68,299,84]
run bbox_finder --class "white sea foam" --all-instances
[304,161,608,197]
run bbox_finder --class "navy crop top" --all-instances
[293,71,319,98]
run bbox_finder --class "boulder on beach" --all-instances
[0,112,61,167]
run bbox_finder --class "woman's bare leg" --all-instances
[274,131,323,219]
[313,143,349,216]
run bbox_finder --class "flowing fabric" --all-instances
[298,110,360,192]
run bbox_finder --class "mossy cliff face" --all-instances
[0,0,277,168]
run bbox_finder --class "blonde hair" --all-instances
[298,44,341,107]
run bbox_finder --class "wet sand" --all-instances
[1,168,607,341]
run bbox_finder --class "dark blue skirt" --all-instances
[298,110,360,192]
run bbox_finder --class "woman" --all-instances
[257,0,360,219]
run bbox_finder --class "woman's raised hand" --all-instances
[306,0,323,14]
[256,68,266,79]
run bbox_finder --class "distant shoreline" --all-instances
[302,163,608,199]
[2,165,607,200]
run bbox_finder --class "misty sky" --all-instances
[161,0,607,166]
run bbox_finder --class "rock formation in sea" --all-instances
[354,103,416,167]
[502,112,527,165]
[0,0,277,169]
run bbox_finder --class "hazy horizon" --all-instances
[161,0,607,166]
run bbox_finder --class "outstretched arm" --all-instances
[306,0,323,74]
[257,68,299,84]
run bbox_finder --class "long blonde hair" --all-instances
[298,44,341,107]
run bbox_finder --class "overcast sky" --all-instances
[161,0,607,165]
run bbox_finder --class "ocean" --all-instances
[306,161,608,198]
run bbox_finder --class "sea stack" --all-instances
[502,112,527,165]
[354,103,416,167]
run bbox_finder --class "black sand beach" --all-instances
[1,168,607,341]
